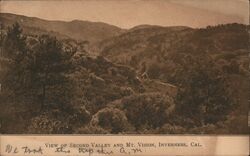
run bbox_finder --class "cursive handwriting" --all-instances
[5,144,19,154]
[120,147,143,155]
[79,147,94,156]
[55,146,70,153]
[22,146,43,154]
[131,148,143,153]
[4,143,145,155]
[96,147,113,155]
[79,147,113,156]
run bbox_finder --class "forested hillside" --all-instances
[0,16,249,134]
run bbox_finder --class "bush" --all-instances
[74,125,109,134]
[121,93,175,130]
[68,105,91,127]
[27,112,72,134]
[90,107,134,133]
[189,124,218,134]
[158,124,186,134]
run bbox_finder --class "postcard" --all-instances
[0,0,249,155]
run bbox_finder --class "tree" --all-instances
[0,23,33,133]
[0,23,5,57]
[175,55,234,126]
[1,22,30,96]
[31,35,72,111]
[3,22,26,59]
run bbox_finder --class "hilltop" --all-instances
[0,13,125,43]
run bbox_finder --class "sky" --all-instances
[1,0,249,29]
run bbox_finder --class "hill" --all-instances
[0,13,125,43]
[98,24,249,78]
[98,25,193,65]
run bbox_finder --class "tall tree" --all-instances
[3,22,26,59]
[31,35,72,111]
[1,22,29,93]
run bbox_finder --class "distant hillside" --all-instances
[98,25,193,67]
[99,24,249,75]
[0,13,125,43]
[129,24,190,32]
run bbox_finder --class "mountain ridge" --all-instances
[0,13,125,43]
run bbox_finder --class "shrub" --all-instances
[158,124,186,134]
[90,107,134,133]
[74,125,109,134]
[27,112,72,134]
[121,93,175,130]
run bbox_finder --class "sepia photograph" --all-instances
[0,0,249,135]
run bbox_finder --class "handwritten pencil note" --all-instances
[0,136,248,156]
